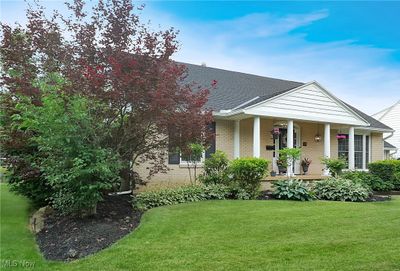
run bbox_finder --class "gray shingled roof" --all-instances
[183,62,393,131]
[343,103,393,130]
[184,63,303,111]
[384,141,397,149]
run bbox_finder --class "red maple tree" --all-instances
[1,0,215,190]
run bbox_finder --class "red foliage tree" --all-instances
[1,0,214,190]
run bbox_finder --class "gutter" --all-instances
[383,131,395,141]
[213,109,244,117]
[354,126,395,134]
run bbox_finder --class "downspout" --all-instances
[383,131,395,159]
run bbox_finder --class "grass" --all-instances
[1,184,400,271]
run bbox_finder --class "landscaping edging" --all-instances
[35,194,142,261]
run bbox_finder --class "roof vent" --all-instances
[201,62,207,67]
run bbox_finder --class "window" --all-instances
[180,152,205,165]
[354,135,363,169]
[337,134,370,170]
[168,122,216,165]
[338,136,349,162]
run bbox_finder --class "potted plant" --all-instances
[278,148,302,177]
[301,158,312,175]
[270,170,277,177]
[270,128,281,139]
[276,159,287,175]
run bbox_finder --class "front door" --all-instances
[274,127,301,174]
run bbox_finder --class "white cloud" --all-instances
[144,6,400,115]
[3,1,399,114]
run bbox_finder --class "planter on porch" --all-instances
[277,160,287,175]
[301,158,312,175]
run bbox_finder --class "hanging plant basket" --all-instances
[271,128,280,139]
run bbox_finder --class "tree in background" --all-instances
[1,0,214,201]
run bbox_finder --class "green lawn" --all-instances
[1,184,400,271]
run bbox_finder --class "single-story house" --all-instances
[373,100,400,159]
[137,63,394,185]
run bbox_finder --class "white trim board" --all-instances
[242,81,369,126]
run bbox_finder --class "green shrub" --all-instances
[226,184,253,200]
[341,171,394,192]
[393,172,400,190]
[11,77,122,215]
[9,173,54,207]
[228,158,269,198]
[313,178,371,202]
[321,158,347,177]
[368,160,400,190]
[133,184,230,211]
[199,151,229,185]
[272,179,314,201]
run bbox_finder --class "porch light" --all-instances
[314,124,321,142]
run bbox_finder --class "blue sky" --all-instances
[1,1,400,114]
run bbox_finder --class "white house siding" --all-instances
[244,83,368,126]
[373,101,400,158]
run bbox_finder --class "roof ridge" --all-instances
[379,100,400,120]
[178,61,304,85]
[372,99,400,118]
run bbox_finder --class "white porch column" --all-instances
[323,123,331,176]
[287,120,294,149]
[348,127,355,170]
[253,116,260,158]
[287,120,294,176]
[234,120,240,159]
[362,134,367,170]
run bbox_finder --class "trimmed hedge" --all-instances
[133,184,230,211]
[273,179,314,201]
[313,178,371,202]
[229,158,269,198]
[199,151,229,185]
[341,171,394,192]
[321,158,347,177]
[368,160,400,190]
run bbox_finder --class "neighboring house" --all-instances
[384,141,398,159]
[137,63,393,184]
[373,100,400,159]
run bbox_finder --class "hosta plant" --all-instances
[272,179,314,201]
[313,178,371,202]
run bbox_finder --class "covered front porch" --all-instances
[213,82,378,177]
[216,116,375,177]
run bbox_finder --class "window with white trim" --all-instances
[180,152,205,165]
[354,135,363,169]
[337,134,370,170]
[338,136,349,161]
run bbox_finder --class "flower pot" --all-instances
[270,171,277,177]
[302,165,309,175]
[278,165,287,175]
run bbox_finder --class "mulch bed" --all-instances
[36,194,142,261]
[366,195,392,202]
